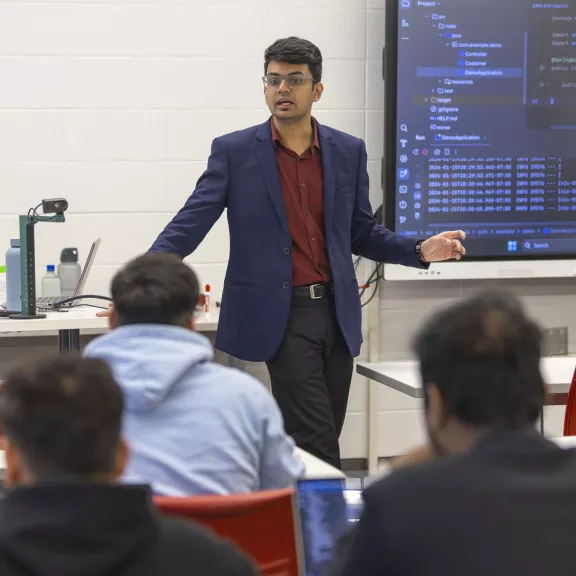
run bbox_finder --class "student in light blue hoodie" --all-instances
[85,253,303,496]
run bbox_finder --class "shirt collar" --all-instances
[271,118,320,153]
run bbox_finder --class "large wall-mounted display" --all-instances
[384,0,576,276]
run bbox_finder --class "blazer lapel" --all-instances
[318,123,336,232]
[255,122,290,238]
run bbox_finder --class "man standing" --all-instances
[143,38,465,468]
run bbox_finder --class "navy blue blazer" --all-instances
[150,120,422,362]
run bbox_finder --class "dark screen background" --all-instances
[389,0,576,258]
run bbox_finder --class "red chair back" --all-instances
[563,366,576,435]
[154,489,302,576]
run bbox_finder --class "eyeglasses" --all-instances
[262,73,316,91]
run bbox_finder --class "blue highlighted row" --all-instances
[417,67,523,78]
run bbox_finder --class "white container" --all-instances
[58,248,81,298]
[42,265,61,297]
[58,262,81,297]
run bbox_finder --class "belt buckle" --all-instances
[309,283,323,300]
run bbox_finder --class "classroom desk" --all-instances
[357,357,575,454]
[295,447,346,480]
[0,308,219,353]
[0,449,345,485]
[357,357,574,403]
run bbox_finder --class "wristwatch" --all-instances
[415,240,427,263]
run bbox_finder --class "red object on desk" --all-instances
[154,489,302,576]
[563,365,576,436]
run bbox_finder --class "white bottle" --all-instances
[42,265,61,298]
[58,248,81,298]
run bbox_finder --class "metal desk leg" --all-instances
[59,329,81,354]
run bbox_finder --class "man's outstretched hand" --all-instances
[421,230,466,263]
[96,304,113,318]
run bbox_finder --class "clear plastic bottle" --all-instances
[42,265,61,298]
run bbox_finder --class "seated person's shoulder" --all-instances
[209,365,272,407]
[366,452,471,508]
[157,515,257,576]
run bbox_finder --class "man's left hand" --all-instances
[421,230,466,262]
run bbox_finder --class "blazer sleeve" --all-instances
[350,140,426,269]
[149,138,229,258]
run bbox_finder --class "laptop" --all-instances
[36,238,101,310]
[297,478,363,576]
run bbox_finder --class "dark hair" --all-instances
[413,291,545,428]
[111,253,199,328]
[0,357,123,479]
[264,37,323,83]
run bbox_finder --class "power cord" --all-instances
[51,295,113,309]
[358,204,385,308]
[28,203,58,223]
[75,303,110,311]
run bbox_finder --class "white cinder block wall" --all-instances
[0,0,570,460]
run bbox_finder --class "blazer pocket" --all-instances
[335,184,354,195]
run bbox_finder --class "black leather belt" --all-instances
[293,281,334,300]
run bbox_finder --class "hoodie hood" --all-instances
[84,325,213,414]
[0,483,158,576]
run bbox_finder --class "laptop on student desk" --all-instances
[36,238,101,310]
[297,478,363,576]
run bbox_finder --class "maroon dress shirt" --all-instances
[271,119,332,287]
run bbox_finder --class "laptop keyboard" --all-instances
[36,297,68,307]
[1,297,72,311]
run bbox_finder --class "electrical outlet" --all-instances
[541,327,568,357]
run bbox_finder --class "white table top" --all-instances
[0,449,347,480]
[0,308,219,336]
[358,356,576,397]
[295,447,346,480]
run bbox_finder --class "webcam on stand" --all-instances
[9,198,68,320]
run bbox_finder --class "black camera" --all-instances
[41,198,68,214]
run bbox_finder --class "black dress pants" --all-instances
[266,292,353,469]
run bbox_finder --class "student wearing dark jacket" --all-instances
[333,291,576,576]
[0,357,257,576]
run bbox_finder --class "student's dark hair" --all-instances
[0,357,123,479]
[264,37,323,83]
[413,291,545,428]
[111,253,199,328]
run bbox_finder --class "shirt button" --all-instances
[282,282,290,289]
[305,212,309,216]
[311,237,316,242]
[283,247,291,255]
[301,183,306,187]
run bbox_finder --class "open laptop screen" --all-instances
[297,478,354,576]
